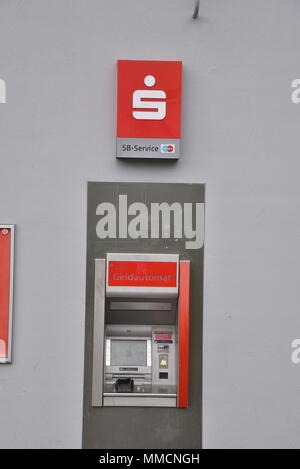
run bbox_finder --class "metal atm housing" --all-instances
[92,253,190,408]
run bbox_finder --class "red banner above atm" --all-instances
[116,60,182,159]
[106,253,179,298]
[108,261,177,287]
[0,226,14,364]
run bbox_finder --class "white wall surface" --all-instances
[0,0,300,448]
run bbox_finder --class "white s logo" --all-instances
[133,75,166,120]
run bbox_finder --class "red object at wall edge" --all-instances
[0,228,12,361]
[178,261,190,408]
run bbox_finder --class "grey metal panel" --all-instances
[91,259,106,407]
[105,309,177,326]
[83,182,204,449]
[104,393,176,398]
[103,396,177,407]
[105,324,152,337]
[109,301,172,311]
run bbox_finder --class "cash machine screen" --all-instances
[111,340,147,367]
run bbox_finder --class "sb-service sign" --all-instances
[116,60,182,159]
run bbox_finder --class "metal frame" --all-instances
[0,225,15,364]
[103,396,177,407]
[91,259,106,406]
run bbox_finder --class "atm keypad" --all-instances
[153,328,175,385]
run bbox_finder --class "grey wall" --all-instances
[0,0,299,449]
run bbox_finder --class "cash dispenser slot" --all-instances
[115,378,134,393]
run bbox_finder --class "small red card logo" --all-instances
[117,60,182,139]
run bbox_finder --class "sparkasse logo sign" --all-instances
[116,60,182,159]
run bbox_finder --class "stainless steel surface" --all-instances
[109,301,172,311]
[103,393,176,398]
[104,383,177,394]
[91,259,106,407]
[105,324,153,337]
[103,396,177,407]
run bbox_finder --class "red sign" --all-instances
[178,261,190,408]
[0,227,13,362]
[108,261,177,288]
[116,60,182,158]
[155,334,172,341]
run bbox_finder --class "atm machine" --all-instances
[91,253,190,408]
